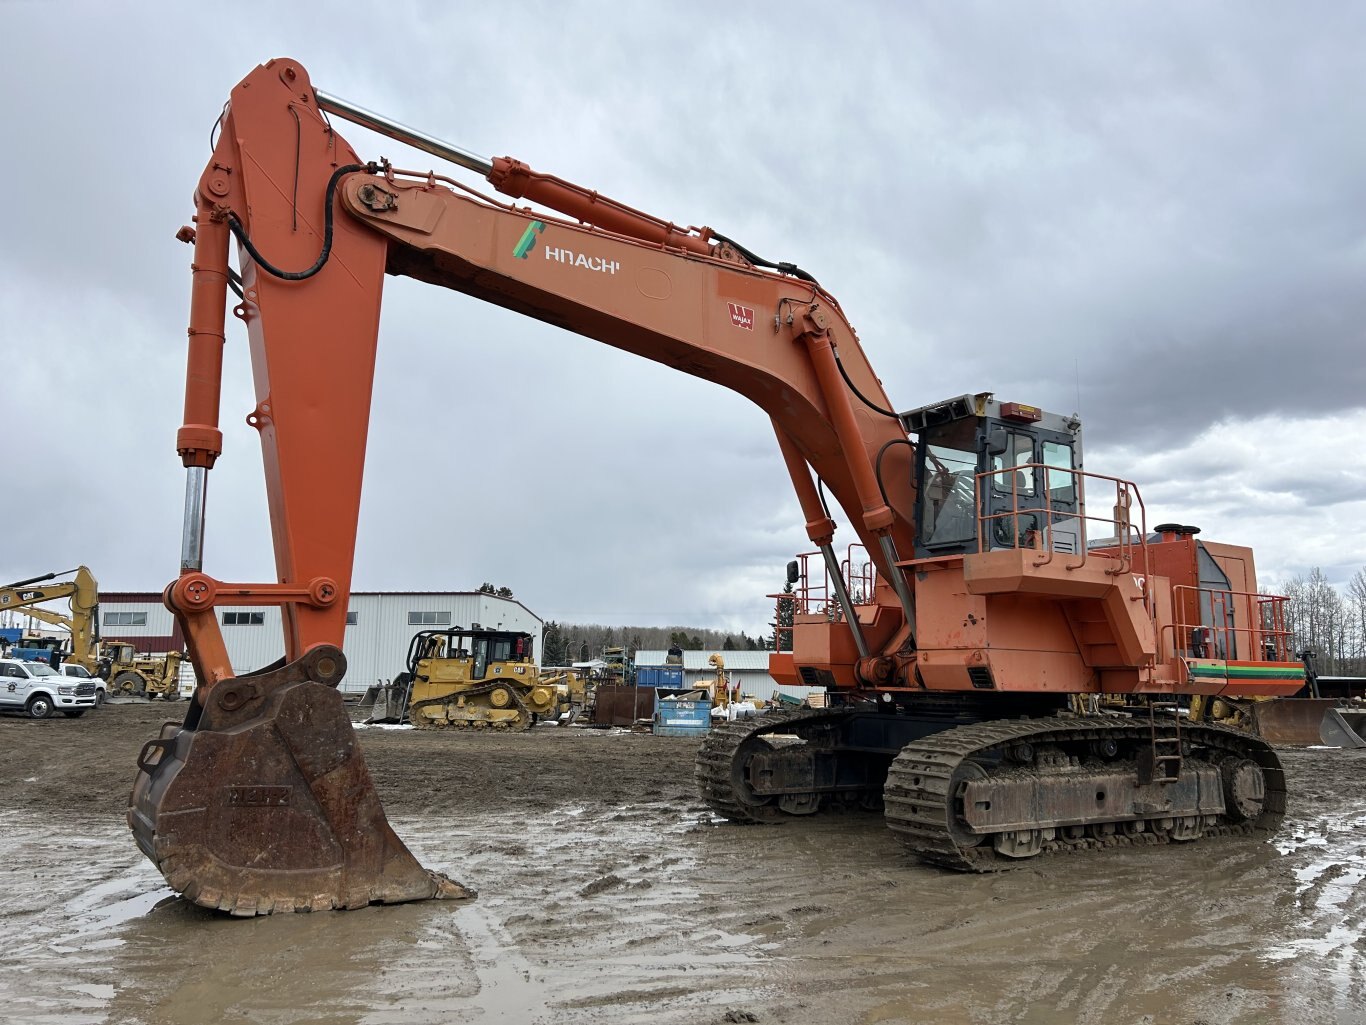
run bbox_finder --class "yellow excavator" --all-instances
[1,567,183,700]
[1,567,101,673]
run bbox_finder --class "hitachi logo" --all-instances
[545,246,620,275]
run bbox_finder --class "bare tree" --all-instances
[1285,568,1350,673]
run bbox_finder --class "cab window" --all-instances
[992,434,1035,496]
[920,436,977,547]
[1043,441,1075,503]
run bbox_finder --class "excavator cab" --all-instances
[905,392,1084,559]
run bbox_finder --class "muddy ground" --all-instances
[0,703,1363,1025]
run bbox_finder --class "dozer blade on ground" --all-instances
[1320,708,1366,749]
[364,676,411,725]
[1249,697,1341,747]
[128,646,471,916]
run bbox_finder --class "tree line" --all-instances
[540,621,773,666]
[1283,568,1366,676]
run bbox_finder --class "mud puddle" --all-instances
[3,709,1365,1023]
[0,804,778,1025]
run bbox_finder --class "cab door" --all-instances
[2,663,32,707]
[984,427,1080,553]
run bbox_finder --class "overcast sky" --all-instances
[3,2,1363,640]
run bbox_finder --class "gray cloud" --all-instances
[4,1,1365,647]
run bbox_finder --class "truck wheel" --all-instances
[94,690,106,708]
[62,709,87,719]
[26,695,54,720]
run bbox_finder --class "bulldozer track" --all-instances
[409,679,533,731]
[883,716,1286,871]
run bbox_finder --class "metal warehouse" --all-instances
[98,591,543,695]
[633,649,824,703]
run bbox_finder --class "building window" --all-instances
[104,611,147,627]
[223,611,266,626]
[346,611,359,626]
[408,611,452,626]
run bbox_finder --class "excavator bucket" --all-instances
[1249,697,1340,747]
[128,646,471,915]
[1320,708,1366,749]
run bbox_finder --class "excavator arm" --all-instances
[168,58,918,689]
[134,57,918,915]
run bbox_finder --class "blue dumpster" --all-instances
[653,697,711,737]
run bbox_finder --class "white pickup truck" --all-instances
[55,662,108,707]
[0,658,97,718]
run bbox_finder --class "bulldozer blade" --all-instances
[1250,697,1340,747]
[128,646,472,916]
[1320,708,1366,749]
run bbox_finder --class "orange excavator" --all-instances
[131,58,1305,914]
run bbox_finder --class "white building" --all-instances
[99,590,542,695]
[633,649,824,703]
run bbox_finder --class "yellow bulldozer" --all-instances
[365,626,577,730]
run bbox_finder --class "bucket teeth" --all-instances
[128,646,471,915]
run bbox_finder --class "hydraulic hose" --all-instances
[225,162,374,281]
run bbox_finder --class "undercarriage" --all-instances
[695,701,1284,871]
[409,680,539,731]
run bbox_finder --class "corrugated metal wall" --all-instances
[100,592,542,694]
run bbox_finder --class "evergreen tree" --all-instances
[775,580,795,652]
[541,620,565,666]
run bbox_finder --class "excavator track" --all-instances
[695,710,1285,872]
[696,707,861,822]
[883,716,1286,871]
[409,680,533,731]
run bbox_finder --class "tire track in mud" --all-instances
[1267,805,1366,1021]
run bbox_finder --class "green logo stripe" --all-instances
[513,220,546,259]
[1185,661,1305,685]
[1225,666,1306,679]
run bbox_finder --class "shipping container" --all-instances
[635,665,685,688]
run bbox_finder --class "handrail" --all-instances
[974,463,1150,578]
[768,545,875,650]
[1163,584,1295,664]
